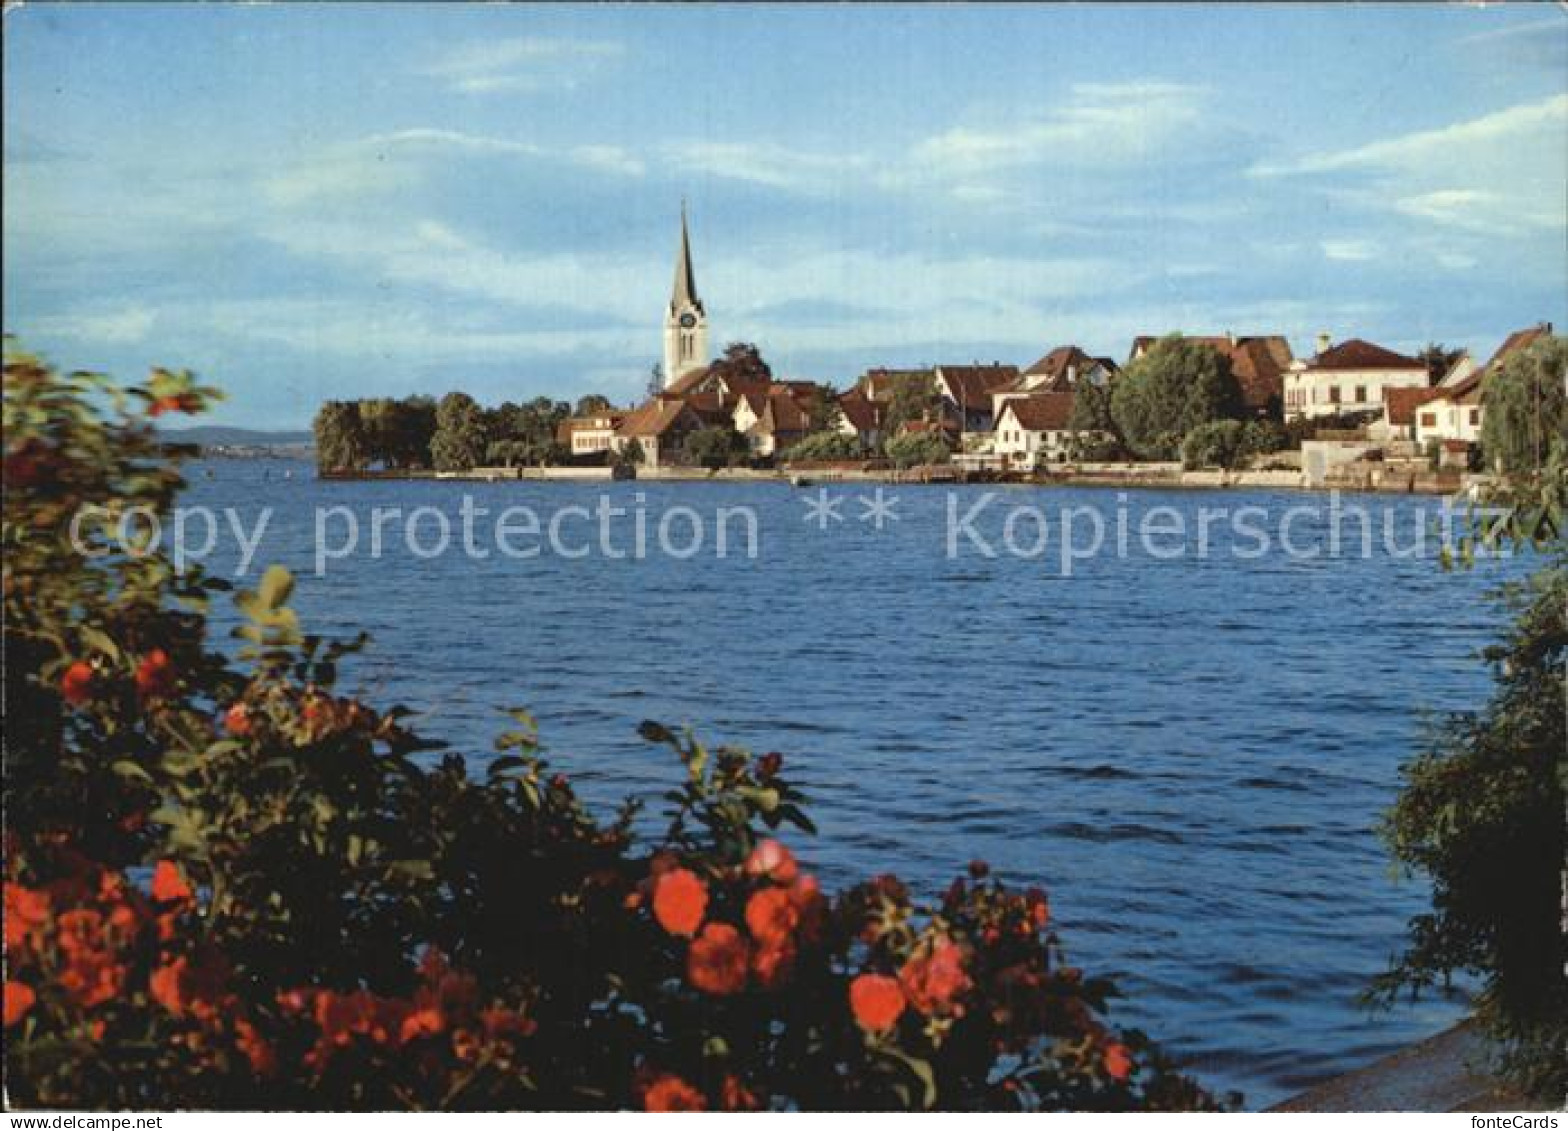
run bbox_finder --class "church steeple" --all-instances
[670,202,702,314]
[662,203,709,387]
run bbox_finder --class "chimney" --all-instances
[1226,330,1236,347]
[1316,332,1332,356]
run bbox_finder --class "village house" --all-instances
[1408,322,1553,447]
[833,390,883,451]
[856,367,934,404]
[738,388,812,457]
[1129,333,1292,417]
[933,363,1020,433]
[991,345,1116,421]
[993,392,1078,469]
[556,412,625,457]
[1283,336,1429,420]
[613,396,706,468]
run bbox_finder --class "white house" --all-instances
[993,393,1076,468]
[1407,322,1554,445]
[1283,337,1429,420]
[557,413,623,457]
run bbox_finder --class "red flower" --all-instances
[745,838,798,884]
[4,883,50,951]
[60,661,95,706]
[722,1074,760,1111]
[148,394,200,417]
[134,649,176,700]
[1103,1042,1133,1081]
[234,1018,277,1077]
[687,922,749,995]
[745,886,798,947]
[787,873,826,941]
[899,938,971,1016]
[652,867,707,937]
[223,703,251,735]
[149,954,226,1021]
[849,973,906,1032]
[152,860,193,904]
[4,981,35,1028]
[644,1072,707,1112]
[750,939,795,989]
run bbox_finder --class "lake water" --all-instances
[181,460,1525,1108]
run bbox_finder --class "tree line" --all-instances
[313,392,616,473]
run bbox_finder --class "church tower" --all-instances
[662,204,708,388]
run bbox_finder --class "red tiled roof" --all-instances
[1481,322,1553,374]
[1384,386,1444,426]
[859,368,933,402]
[936,364,1020,404]
[837,392,881,432]
[998,392,1075,432]
[1304,338,1425,372]
[664,366,714,396]
[617,397,697,438]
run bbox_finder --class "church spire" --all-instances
[671,201,701,312]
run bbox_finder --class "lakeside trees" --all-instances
[311,393,576,473]
[1480,337,1568,475]
[1111,337,1246,460]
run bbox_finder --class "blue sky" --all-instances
[5,3,1565,428]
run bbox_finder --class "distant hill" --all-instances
[158,425,314,447]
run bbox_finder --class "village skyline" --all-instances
[5,4,1566,429]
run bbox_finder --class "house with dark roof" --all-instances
[613,395,706,468]
[1019,346,1117,392]
[993,392,1079,468]
[833,390,883,451]
[1409,322,1554,446]
[1283,337,1429,421]
[932,363,1020,433]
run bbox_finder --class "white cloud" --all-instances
[912,81,1207,176]
[1250,94,1568,237]
[421,37,624,94]
[661,141,868,194]
[1320,239,1377,262]
[264,128,643,206]
[30,306,157,345]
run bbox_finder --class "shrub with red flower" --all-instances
[2,345,1226,1112]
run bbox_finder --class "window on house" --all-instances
[1329,386,1341,404]
[1420,412,1436,428]
[1354,386,1366,402]
[1469,409,1480,425]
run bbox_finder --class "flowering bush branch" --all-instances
[3,343,1222,1111]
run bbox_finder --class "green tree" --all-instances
[575,394,614,417]
[1480,336,1567,475]
[616,437,646,467]
[800,384,841,434]
[1180,420,1247,470]
[785,431,860,461]
[312,400,367,473]
[646,362,664,399]
[1376,554,1567,1099]
[882,373,939,438]
[707,342,773,386]
[1111,337,1244,460]
[885,431,950,469]
[1066,382,1122,459]
[429,392,489,472]
[684,425,745,469]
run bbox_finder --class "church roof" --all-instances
[670,205,703,314]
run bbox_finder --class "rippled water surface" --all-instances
[186,461,1524,1108]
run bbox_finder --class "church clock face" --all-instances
[679,313,697,329]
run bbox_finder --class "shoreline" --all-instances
[311,464,1480,498]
